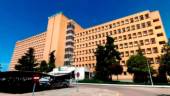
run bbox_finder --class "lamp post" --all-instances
[146,59,154,86]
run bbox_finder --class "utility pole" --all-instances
[146,59,154,86]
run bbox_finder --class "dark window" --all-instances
[145,14,149,19]
[155,26,161,29]
[153,18,159,22]
[136,24,140,29]
[150,38,156,44]
[153,47,158,53]
[140,15,144,20]
[147,21,152,27]
[130,18,134,23]
[157,33,164,37]
[159,41,166,45]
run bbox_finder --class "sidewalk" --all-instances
[79,83,170,88]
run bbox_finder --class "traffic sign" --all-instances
[33,74,40,83]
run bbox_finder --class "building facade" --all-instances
[10,10,167,80]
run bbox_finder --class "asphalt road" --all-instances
[79,84,170,96]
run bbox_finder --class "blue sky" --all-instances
[0,0,170,71]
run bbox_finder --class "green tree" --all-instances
[15,47,38,71]
[39,60,48,73]
[158,38,170,83]
[48,50,56,72]
[109,64,123,80]
[95,36,122,81]
[127,47,150,83]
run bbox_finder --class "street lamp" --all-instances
[146,59,154,86]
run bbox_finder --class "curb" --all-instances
[78,83,170,88]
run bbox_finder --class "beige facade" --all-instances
[10,32,46,70]
[10,10,167,80]
[73,10,168,80]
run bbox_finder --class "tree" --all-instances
[39,60,48,73]
[158,38,170,83]
[126,47,150,83]
[109,64,123,80]
[48,50,56,72]
[15,48,38,71]
[95,36,122,81]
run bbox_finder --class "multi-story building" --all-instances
[10,10,167,80]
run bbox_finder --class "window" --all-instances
[119,36,122,41]
[102,33,105,37]
[148,29,153,35]
[118,29,121,33]
[131,25,135,30]
[113,23,116,28]
[126,26,130,31]
[141,49,145,54]
[109,31,113,35]
[145,39,150,45]
[155,26,161,29]
[122,28,126,33]
[141,23,146,28]
[114,37,117,42]
[139,40,144,46]
[121,21,125,25]
[155,57,160,64]
[125,51,129,57]
[136,24,140,29]
[133,33,137,38]
[89,36,91,40]
[134,16,139,22]
[109,24,112,29]
[150,38,156,44]
[143,31,147,36]
[148,58,154,64]
[153,47,158,53]
[95,35,98,39]
[117,22,120,26]
[114,30,117,34]
[153,18,159,22]
[123,35,127,40]
[146,21,151,27]
[122,61,125,65]
[121,52,124,57]
[140,15,144,20]
[128,34,132,39]
[134,41,138,46]
[157,33,164,37]
[159,41,166,45]
[99,40,102,45]
[106,32,109,36]
[102,40,105,44]
[146,48,152,54]
[98,34,101,38]
[124,43,128,48]
[130,18,134,23]
[130,50,134,55]
[125,19,129,24]
[120,44,123,49]
[138,32,142,37]
[145,14,149,19]
[129,42,133,47]
[115,45,118,49]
